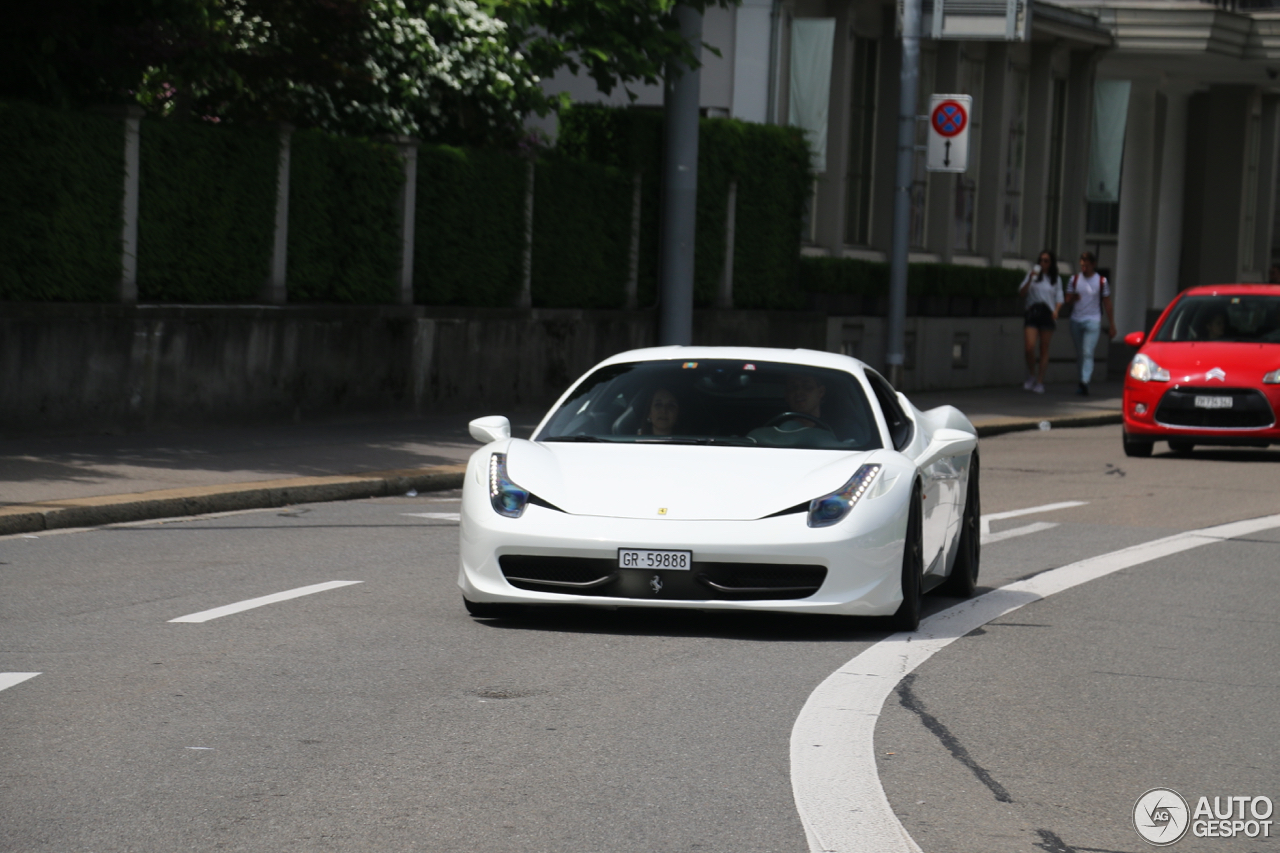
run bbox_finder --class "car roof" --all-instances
[1179,283,1280,297]
[594,346,873,374]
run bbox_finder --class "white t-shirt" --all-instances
[1020,271,1064,311]
[1067,272,1110,322]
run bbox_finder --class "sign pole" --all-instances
[887,0,922,389]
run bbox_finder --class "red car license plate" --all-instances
[1193,395,1233,409]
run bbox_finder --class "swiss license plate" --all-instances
[618,549,692,571]
[1194,395,1233,409]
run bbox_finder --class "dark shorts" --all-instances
[1025,302,1056,330]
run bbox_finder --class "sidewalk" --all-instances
[0,380,1121,536]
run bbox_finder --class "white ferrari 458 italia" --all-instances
[458,346,980,630]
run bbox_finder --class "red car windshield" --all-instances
[1154,294,1280,343]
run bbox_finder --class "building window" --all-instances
[953,50,983,253]
[1003,64,1029,256]
[911,48,937,249]
[1043,77,1068,253]
[1086,201,1119,235]
[844,37,878,246]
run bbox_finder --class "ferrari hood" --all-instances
[503,440,882,521]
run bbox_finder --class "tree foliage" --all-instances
[3,0,737,144]
[494,0,731,102]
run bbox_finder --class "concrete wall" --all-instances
[825,315,1108,391]
[2,304,1070,434]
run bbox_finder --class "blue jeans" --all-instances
[1070,317,1101,385]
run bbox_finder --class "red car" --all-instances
[1122,283,1280,457]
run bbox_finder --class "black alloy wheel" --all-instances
[940,451,980,598]
[891,483,925,632]
[1122,431,1153,458]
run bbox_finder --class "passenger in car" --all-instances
[639,387,680,435]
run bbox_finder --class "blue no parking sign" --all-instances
[926,94,972,173]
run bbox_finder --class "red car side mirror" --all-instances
[1123,331,1145,348]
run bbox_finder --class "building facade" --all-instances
[539,0,1280,338]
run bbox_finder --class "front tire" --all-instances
[891,484,925,632]
[1123,431,1153,457]
[940,451,980,598]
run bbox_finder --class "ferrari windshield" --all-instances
[1154,294,1280,343]
[535,359,884,451]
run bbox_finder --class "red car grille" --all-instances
[1154,387,1275,429]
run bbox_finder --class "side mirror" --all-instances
[469,416,511,444]
[1124,331,1145,348]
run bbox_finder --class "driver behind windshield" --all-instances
[780,373,826,429]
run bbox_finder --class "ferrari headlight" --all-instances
[1264,368,1280,384]
[807,464,882,528]
[488,453,529,518]
[1129,353,1170,383]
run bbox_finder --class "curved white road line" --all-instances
[790,513,1280,853]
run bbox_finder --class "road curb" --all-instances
[975,411,1122,438]
[0,464,467,537]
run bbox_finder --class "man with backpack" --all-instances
[1064,250,1117,396]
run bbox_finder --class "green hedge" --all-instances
[531,156,632,308]
[800,256,1025,299]
[137,120,277,302]
[557,105,811,309]
[0,101,123,301]
[414,145,527,307]
[287,130,403,303]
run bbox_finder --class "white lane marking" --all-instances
[980,521,1058,546]
[168,581,362,623]
[790,512,1280,853]
[401,512,460,522]
[0,673,41,692]
[980,501,1086,535]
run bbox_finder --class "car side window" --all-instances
[866,371,913,451]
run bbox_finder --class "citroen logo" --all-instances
[1206,367,1227,381]
[650,575,663,595]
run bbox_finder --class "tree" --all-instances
[2,0,736,145]
[495,0,732,104]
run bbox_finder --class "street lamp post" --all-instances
[887,0,922,388]
[658,4,703,347]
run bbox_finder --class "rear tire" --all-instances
[1168,440,1195,454]
[940,452,980,599]
[891,484,925,632]
[1122,431,1154,457]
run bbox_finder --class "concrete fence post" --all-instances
[93,105,146,303]
[382,135,419,305]
[717,178,738,309]
[626,172,642,310]
[518,161,535,309]
[262,123,294,305]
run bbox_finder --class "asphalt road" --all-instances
[1,425,1277,853]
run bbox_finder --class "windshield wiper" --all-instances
[540,435,608,442]
[635,437,756,446]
